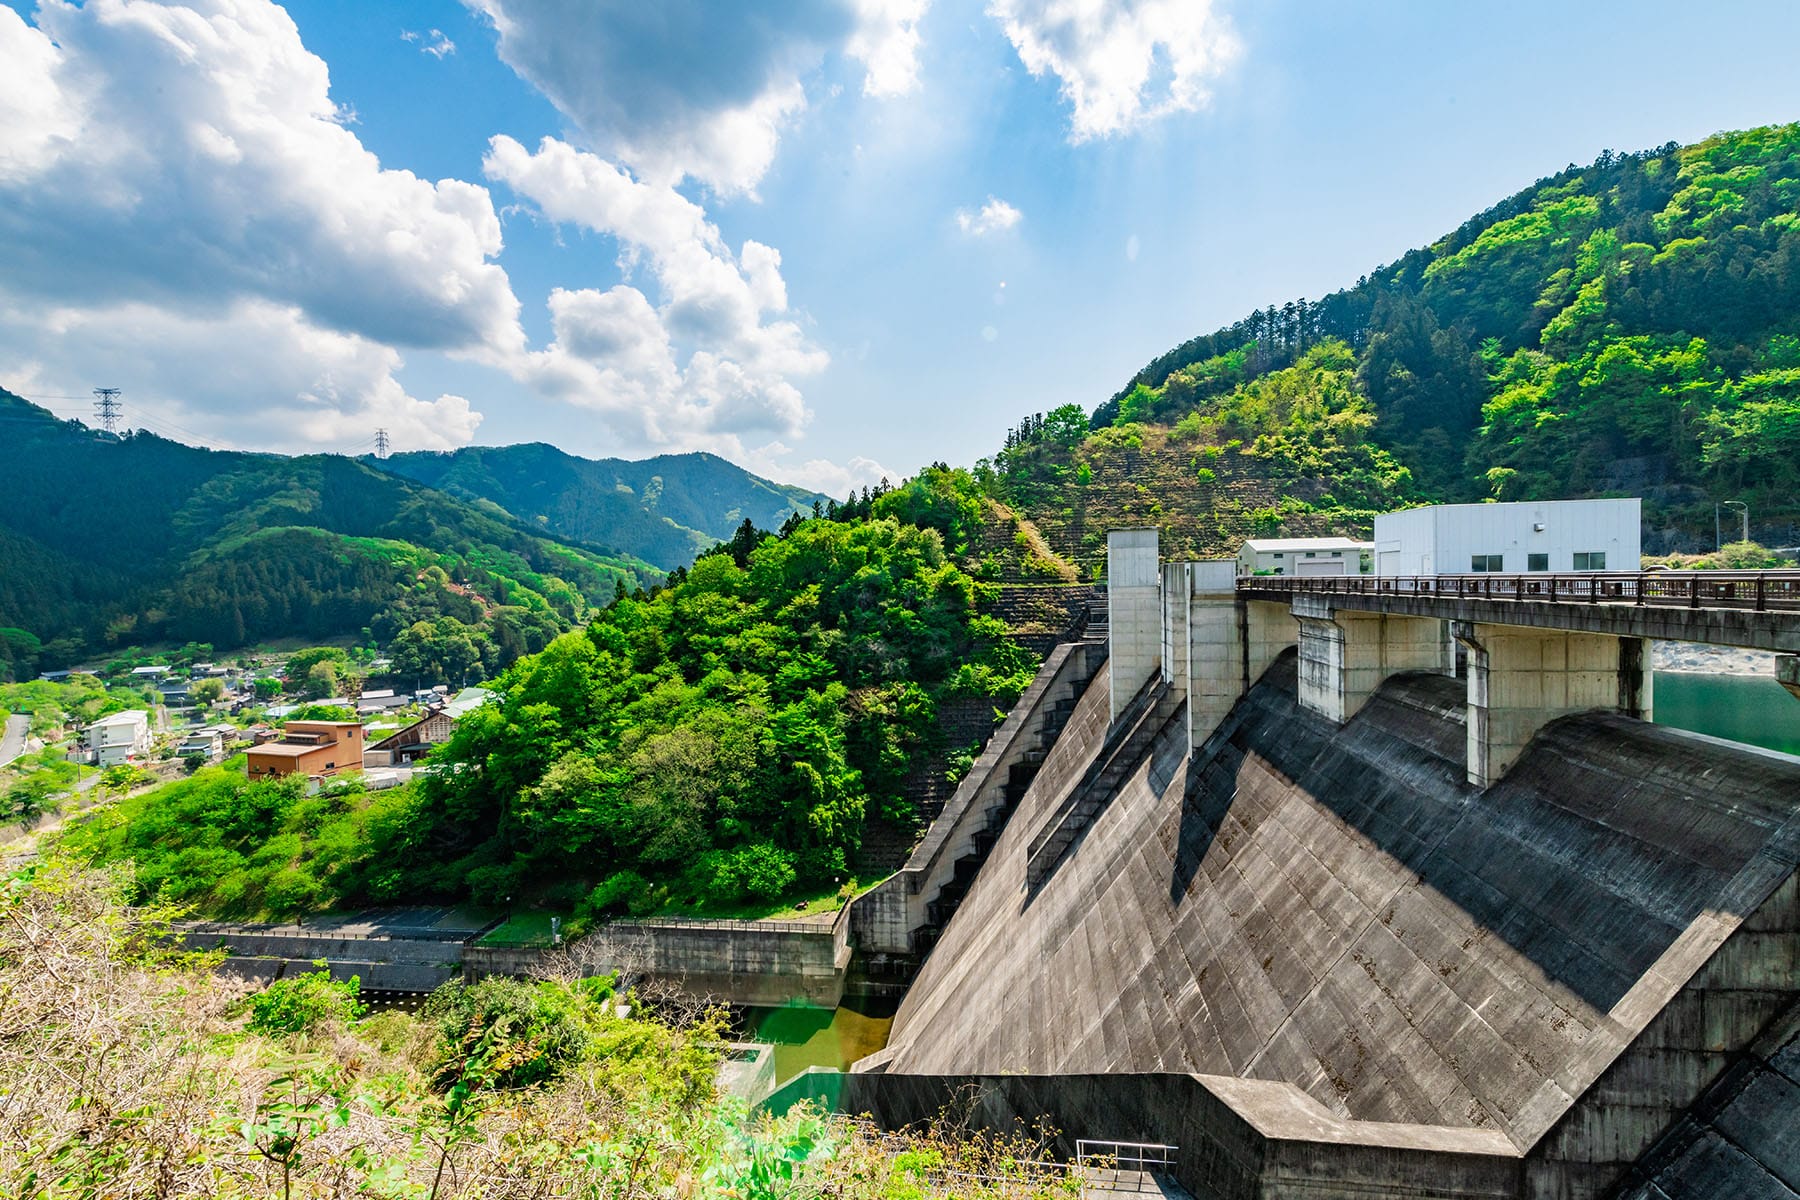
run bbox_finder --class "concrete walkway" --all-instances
[1081,1169,1193,1198]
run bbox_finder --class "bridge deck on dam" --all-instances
[875,649,1800,1191]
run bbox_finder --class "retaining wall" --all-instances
[466,907,854,1007]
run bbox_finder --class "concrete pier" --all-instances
[1107,529,1162,724]
[1455,622,1653,788]
[1293,600,1450,724]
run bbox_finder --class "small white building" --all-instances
[177,724,235,764]
[86,710,152,767]
[1373,498,1641,576]
[1237,537,1373,576]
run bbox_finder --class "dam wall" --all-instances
[871,650,1800,1197]
[182,926,466,992]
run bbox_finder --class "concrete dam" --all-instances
[823,531,1800,1199]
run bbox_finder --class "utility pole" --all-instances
[92,388,122,434]
[1723,500,1749,546]
[374,428,390,459]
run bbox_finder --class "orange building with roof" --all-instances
[244,720,365,779]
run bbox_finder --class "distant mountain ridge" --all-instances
[0,390,661,675]
[375,443,832,570]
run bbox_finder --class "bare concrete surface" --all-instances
[179,907,493,992]
[1081,1167,1194,1197]
[866,649,1799,1198]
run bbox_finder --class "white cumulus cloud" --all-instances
[485,135,827,450]
[738,444,896,497]
[956,196,1023,236]
[848,0,929,97]
[988,0,1239,141]
[0,297,482,452]
[467,0,928,193]
[0,0,529,451]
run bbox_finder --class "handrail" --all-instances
[1075,1138,1178,1169]
[605,915,838,934]
[1235,570,1800,614]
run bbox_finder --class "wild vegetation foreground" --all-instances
[0,858,1081,1198]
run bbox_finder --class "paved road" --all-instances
[0,714,29,767]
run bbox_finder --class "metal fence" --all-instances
[1238,570,1800,614]
[1075,1139,1178,1171]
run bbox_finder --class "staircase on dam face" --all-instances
[856,587,1103,878]
[914,693,1085,954]
[1082,594,1108,644]
[875,656,1100,971]
[912,596,1114,952]
[1023,674,1183,892]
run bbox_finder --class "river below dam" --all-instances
[740,998,896,1082]
[1653,670,1800,756]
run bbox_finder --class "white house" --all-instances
[86,710,152,767]
[1237,537,1374,576]
[1373,499,1641,576]
[177,724,234,764]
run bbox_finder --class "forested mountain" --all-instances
[0,390,658,677]
[992,123,1800,566]
[65,468,1048,917]
[376,443,831,570]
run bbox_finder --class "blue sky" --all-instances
[2,1,1799,493]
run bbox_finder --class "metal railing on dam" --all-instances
[1239,569,1800,613]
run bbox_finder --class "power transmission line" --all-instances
[92,388,122,434]
[374,427,390,459]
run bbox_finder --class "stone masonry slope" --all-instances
[879,651,1800,1158]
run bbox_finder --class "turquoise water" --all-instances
[742,999,895,1083]
[1653,671,1800,756]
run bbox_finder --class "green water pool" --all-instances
[741,999,896,1082]
[1653,670,1800,756]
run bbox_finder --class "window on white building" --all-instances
[1470,554,1504,572]
[1573,551,1607,570]
[1528,553,1549,571]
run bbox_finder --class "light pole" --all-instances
[1722,500,1749,548]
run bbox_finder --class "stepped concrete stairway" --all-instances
[855,585,1103,879]
[913,683,1089,957]
[911,594,1114,954]
[846,638,1109,994]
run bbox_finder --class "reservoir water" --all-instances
[1653,671,1800,756]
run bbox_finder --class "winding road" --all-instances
[0,714,29,767]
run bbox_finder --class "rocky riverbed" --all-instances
[1654,640,1780,676]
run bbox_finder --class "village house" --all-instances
[244,720,365,779]
[364,709,453,767]
[177,724,237,765]
[85,710,152,767]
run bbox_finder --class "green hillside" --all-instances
[0,391,659,678]
[991,123,1800,567]
[376,443,831,570]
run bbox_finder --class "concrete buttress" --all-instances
[1107,529,1162,724]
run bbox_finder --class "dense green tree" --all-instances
[373,509,1029,913]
